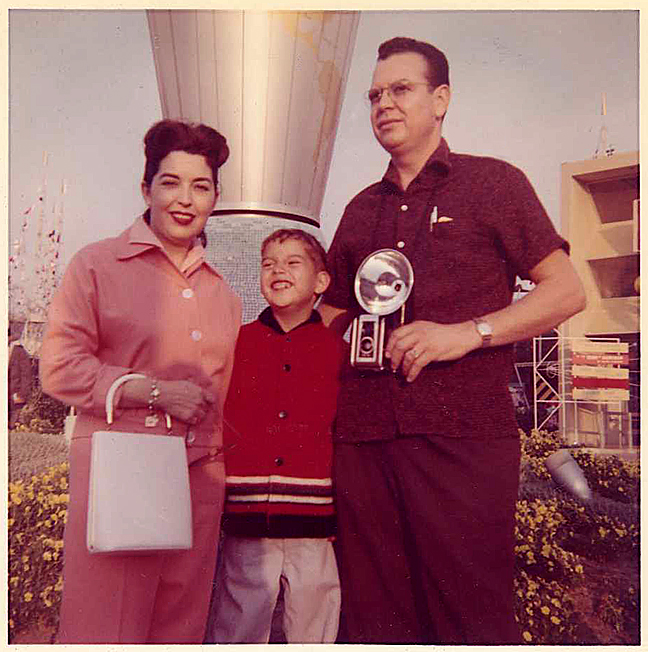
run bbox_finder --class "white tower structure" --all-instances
[147,10,359,321]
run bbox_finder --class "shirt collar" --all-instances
[382,137,452,191]
[258,305,323,334]
[116,216,222,278]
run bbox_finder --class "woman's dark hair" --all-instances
[142,119,230,248]
[378,37,450,88]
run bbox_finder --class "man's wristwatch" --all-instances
[472,317,493,348]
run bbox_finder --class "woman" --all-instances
[40,120,242,643]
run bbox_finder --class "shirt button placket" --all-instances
[397,203,409,249]
[182,287,202,344]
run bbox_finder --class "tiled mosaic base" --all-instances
[205,216,323,324]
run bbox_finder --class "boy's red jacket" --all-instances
[222,307,343,538]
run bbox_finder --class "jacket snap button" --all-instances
[278,410,288,419]
[275,457,284,466]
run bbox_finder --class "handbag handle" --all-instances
[105,373,171,429]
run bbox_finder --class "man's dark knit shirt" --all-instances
[324,138,568,443]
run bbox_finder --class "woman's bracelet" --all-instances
[148,378,161,412]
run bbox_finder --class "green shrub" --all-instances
[519,429,639,504]
[13,370,68,435]
[571,449,639,504]
[515,429,639,644]
[515,570,578,644]
[8,463,69,641]
[7,429,639,644]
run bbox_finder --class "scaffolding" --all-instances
[532,334,635,448]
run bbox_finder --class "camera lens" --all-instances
[359,336,374,355]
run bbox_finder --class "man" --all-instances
[318,37,585,644]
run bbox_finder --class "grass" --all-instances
[7,427,640,644]
[9,431,69,481]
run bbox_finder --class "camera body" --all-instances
[349,249,414,372]
[350,314,387,370]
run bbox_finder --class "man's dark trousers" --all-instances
[333,434,522,644]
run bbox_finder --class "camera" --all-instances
[351,314,386,369]
[350,249,414,371]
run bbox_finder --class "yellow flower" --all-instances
[541,606,550,615]
[523,631,533,642]
[24,592,33,602]
[43,551,53,561]
[541,544,552,558]
[551,616,561,625]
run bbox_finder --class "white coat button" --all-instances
[400,204,408,212]
[397,241,405,249]
[191,330,202,341]
[182,288,194,299]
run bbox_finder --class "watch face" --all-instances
[477,322,492,336]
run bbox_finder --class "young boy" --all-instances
[207,228,344,643]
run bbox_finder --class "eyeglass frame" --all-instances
[365,79,435,107]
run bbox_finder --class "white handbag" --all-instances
[87,374,193,554]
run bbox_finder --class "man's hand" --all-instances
[385,250,586,383]
[385,320,481,382]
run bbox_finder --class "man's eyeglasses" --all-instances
[365,80,432,107]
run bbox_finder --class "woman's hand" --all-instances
[156,380,216,425]
[120,377,217,425]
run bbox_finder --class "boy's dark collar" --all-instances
[258,306,322,334]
